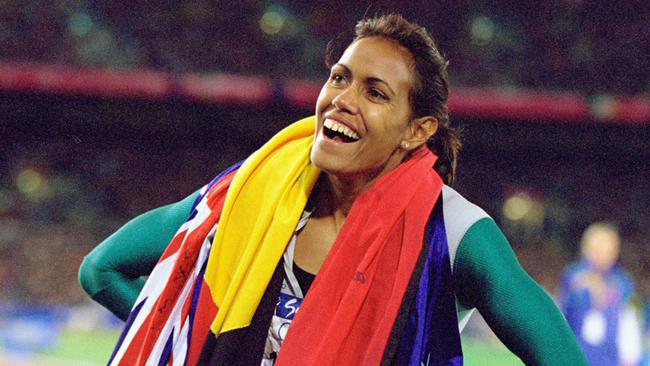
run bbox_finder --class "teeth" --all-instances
[324,119,360,140]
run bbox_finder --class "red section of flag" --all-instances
[185,280,219,366]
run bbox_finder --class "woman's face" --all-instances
[311,36,416,180]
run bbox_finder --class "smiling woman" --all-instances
[312,36,421,181]
[78,13,587,366]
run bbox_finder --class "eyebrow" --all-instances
[334,63,396,97]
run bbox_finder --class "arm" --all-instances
[453,218,587,366]
[78,190,200,320]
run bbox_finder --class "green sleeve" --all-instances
[453,218,587,366]
[78,190,201,320]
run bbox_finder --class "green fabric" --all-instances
[453,218,587,365]
[78,190,200,320]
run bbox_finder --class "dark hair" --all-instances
[325,13,461,185]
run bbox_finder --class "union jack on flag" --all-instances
[107,163,240,366]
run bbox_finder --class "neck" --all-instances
[313,147,419,219]
[311,173,369,219]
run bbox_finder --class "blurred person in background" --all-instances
[79,13,586,366]
[560,222,643,366]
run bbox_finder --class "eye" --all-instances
[367,87,388,101]
[329,73,346,85]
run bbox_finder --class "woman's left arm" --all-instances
[453,218,587,366]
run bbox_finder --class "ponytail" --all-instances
[427,123,461,185]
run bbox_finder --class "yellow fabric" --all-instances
[204,116,321,334]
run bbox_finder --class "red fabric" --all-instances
[118,314,152,365]
[185,280,219,365]
[276,148,443,366]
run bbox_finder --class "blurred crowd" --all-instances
[0,139,212,305]
[0,1,648,95]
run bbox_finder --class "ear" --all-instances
[402,116,438,150]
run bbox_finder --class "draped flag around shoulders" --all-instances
[107,115,446,366]
[108,116,318,366]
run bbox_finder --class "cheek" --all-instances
[372,114,410,142]
[315,85,332,115]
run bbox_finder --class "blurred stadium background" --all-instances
[0,1,648,365]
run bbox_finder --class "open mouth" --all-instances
[323,118,360,143]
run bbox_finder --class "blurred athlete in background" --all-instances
[560,222,642,366]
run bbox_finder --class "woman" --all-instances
[80,14,587,366]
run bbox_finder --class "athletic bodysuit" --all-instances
[79,185,586,365]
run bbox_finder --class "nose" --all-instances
[331,86,359,114]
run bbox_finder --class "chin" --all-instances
[310,151,348,178]
[311,151,338,174]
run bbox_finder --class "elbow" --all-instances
[78,252,104,298]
